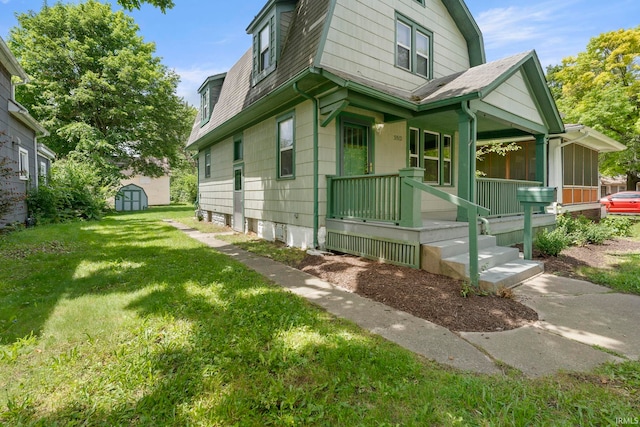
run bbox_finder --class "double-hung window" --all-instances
[277,113,295,179]
[259,24,270,72]
[18,147,29,180]
[200,87,210,125]
[204,149,211,179]
[396,14,433,79]
[407,128,453,186]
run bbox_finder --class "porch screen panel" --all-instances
[423,131,439,183]
[574,145,584,186]
[563,145,574,185]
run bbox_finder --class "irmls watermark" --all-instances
[616,417,639,425]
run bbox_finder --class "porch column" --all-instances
[399,167,424,228]
[456,104,476,221]
[535,134,548,186]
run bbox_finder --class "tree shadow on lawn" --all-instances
[1,215,448,425]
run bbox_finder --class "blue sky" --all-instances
[1,0,639,106]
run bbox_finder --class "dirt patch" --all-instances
[527,238,640,280]
[296,238,640,333]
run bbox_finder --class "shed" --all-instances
[115,184,148,212]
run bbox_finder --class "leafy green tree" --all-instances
[8,1,193,182]
[116,0,174,12]
[547,27,640,189]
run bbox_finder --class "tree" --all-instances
[116,0,174,13]
[547,27,640,190]
[8,1,193,183]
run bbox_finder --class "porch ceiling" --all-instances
[408,103,537,140]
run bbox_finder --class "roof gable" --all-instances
[442,0,485,66]
[413,51,564,133]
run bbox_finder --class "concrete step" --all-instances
[479,259,544,292]
[441,245,520,280]
[418,221,470,243]
[421,235,497,275]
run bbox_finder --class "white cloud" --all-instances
[173,65,227,107]
[474,0,584,67]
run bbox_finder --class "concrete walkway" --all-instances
[168,221,639,377]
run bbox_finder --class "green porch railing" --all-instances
[327,168,491,288]
[327,174,401,223]
[476,178,542,217]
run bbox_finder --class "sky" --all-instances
[1,0,639,106]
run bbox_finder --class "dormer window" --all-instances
[247,0,296,85]
[197,73,226,127]
[200,87,210,125]
[259,24,271,72]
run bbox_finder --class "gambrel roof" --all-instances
[186,0,561,150]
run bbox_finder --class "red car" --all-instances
[599,191,640,213]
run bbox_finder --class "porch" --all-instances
[325,170,554,289]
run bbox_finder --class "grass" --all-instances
[0,205,639,425]
[573,217,640,295]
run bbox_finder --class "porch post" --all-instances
[399,167,424,228]
[535,134,548,185]
[456,104,476,221]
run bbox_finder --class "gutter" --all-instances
[293,82,319,249]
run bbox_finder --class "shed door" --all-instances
[233,165,244,232]
[123,190,141,211]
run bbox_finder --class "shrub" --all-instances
[534,228,569,256]
[583,222,613,245]
[27,155,110,224]
[601,216,633,237]
[170,170,197,204]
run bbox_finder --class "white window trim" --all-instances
[39,161,47,185]
[19,147,29,181]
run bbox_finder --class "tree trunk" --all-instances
[627,172,640,191]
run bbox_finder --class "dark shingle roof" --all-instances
[187,0,330,147]
[413,51,532,104]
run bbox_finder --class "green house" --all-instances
[186,0,576,288]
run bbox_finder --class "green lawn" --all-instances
[576,217,640,295]
[1,206,638,425]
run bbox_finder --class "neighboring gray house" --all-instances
[0,36,51,227]
[187,0,569,288]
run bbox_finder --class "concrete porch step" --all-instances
[421,237,544,291]
[441,246,520,280]
[479,259,544,291]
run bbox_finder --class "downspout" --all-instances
[461,101,480,288]
[461,101,477,203]
[293,82,319,249]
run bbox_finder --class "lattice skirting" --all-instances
[325,230,420,268]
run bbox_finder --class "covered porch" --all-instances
[319,52,563,287]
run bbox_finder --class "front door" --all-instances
[341,122,371,176]
[233,165,244,232]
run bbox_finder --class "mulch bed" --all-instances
[296,238,640,333]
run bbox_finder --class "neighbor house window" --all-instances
[406,128,453,186]
[18,147,29,180]
[277,113,294,179]
[39,161,47,185]
[204,149,211,179]
[396,14,433,79]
